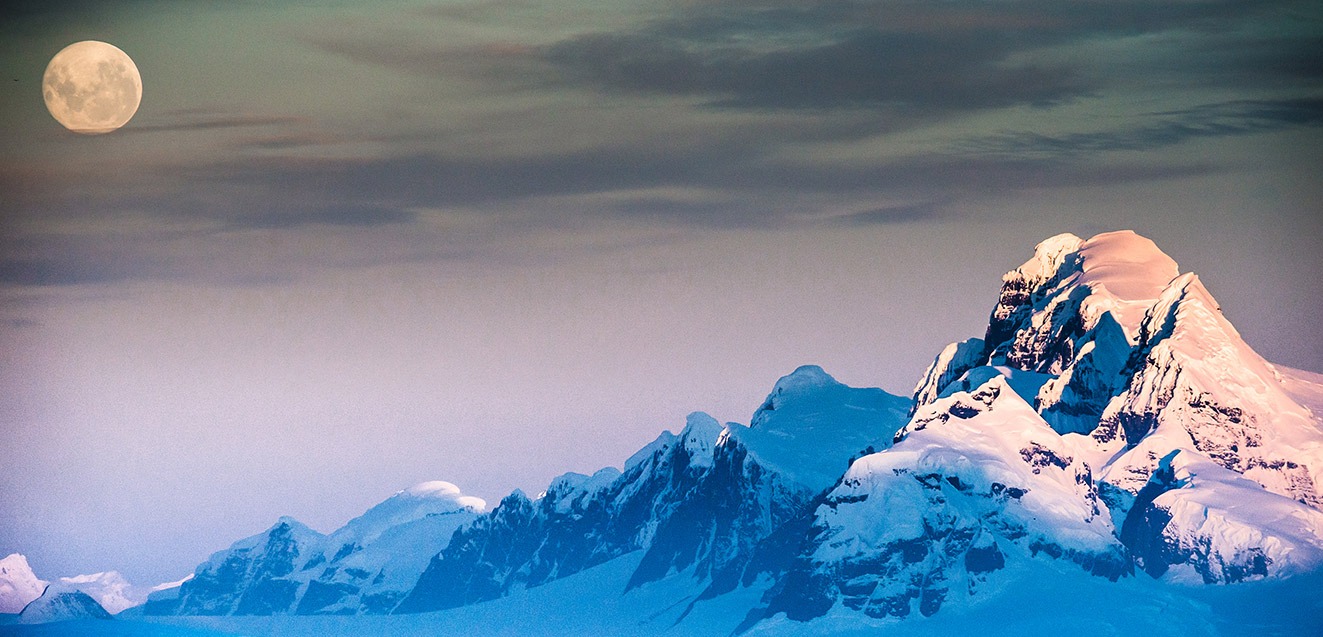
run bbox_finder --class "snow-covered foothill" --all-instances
[17,583,112,624]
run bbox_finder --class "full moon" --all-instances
[42,40,142,134]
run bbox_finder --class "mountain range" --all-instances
[9,230,1322,635]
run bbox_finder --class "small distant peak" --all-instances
[1,553,33,568]
[1076,230,1180,299]
[270,516,316,535]
[403,480,463,499]
[752,365,848,428]
[58,571,127,586]
[625,430,678,470]
[681,412,723,439]
[772,365,841,393]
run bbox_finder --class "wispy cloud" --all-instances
[961,98,1323,157]
[127,113,304,133]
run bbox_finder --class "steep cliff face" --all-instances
[168,517,324,615]
[631,367,911,595]
[1094,274,1322,507]
[398,417,720,613]
[913,230,1182,425]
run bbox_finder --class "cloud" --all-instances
[531,0,1285,113]
[828,202,947,226]
[223,203,419,230]
[127,113,304,133]
[961,98,1323,157]
[5,0,1317,290]
[0,258,136,287]
[542,29,1084,112]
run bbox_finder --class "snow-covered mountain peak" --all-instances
[1136,273,1248,362]
[896,375,1052,448]
[679,412,724,468]
[542,467,622,512]
[769,364,839,393]
[732,367,912,493]
[750,365,855,428]
[1075,230,1180,302]
[0,553,47,614]
[1090,269,1323,511]
[54,570,146,614]
[625,430,678,470]
[392,480,486,512]
[329,481,485,553]
[1017,232,1084,282]
[402,480,458,498]
[761,376,1126,623]
[271,516,317,534]
[0,553,35,573]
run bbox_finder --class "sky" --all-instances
[1,0,1320,586]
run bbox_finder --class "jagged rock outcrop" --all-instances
[154,482,483,616]
[399,366,911,614]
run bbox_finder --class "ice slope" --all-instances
[1094,272,1323,507]
[0,556,46,614]
[734,365,912,494]
[292,482,484,614]
[1121,449,1323,583]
